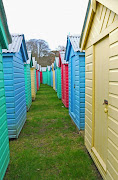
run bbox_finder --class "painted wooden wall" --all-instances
[42,71,47,84]
[40,71,42,84]
[30,68,36,100]
[55,69,57,92]
[61,64,69,108]
[66,44,85,130]
[0,48,10,180]
[53,70,55,90]
[47,70,51,86]
[57,67,61,99]
[82,2,118,179]
[35,70,37,93]
[36,70,39,91]
[24,64,32,111]
[3,51,27,139]
[51,71,53,87]
[38,71,40,87]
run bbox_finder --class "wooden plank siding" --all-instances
[53,70,55,90]
[0,51,10,180]
[30,68,36,101]
[3,51,27,139]
[82,2,118,180]
[57,67,62,99]
[24,64,32,111]
[67,45,85,130]
[42,71,47,84]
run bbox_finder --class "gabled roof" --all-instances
[55,57,59,67]
[68,35,81,52]
[0,0,12,47]
[2,34,28,62]
[47,66,51,71]
[80,0,118,50]
[59,51,68,67]
[42,67,47,72]
[65,35,81,62]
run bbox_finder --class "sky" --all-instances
[3,0,88,50]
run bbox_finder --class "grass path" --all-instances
[4,85,102,180]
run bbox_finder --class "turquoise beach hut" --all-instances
[65,35,85,130]
[0,1,12,179]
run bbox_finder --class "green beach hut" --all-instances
[55,57,61,99]
[0,1,12,179]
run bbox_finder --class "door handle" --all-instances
[104,108,108,113]
[74,84,75,88]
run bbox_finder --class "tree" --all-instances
[56,45,66,51]
[26,39,51,60]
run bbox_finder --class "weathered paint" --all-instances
[65,36,85,130]
[80,1,118,179]
[0,1,12,179]
[24,64,32,111]
[30,67,36,101]
[3,34,27,139]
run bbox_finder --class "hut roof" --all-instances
[80,0,118,50]
[59,51,68,67]
[2,34,28,62]
[0,0,12,46]
[42,67,47,72]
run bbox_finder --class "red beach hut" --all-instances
[40,66,42,84]
[59,51,69,108]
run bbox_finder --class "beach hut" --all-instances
[30,55,36,101]
[24,51,32,111]
[32,57,37,93]
[55,57,61,99]
[59,51,69,108]
[36,63,39,91]
[37,64,40,88]
[42,67,47,84]
[47,65,51,86]
[65,35,85,130]
[40,69,42,84]
[0,1,12,179]
[2,34,27,139]
[55,61,57,92]
[53,62,55,90]
[80,0,118,179]
[51,63,54,87]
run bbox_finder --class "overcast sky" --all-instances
[3,0,88,50]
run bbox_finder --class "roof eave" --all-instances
[0,0,12,46]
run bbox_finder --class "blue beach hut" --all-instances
[2,34,28,138]
[65,35,85,130]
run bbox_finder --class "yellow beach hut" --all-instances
[28,52,36,101]
[80,0,118,179]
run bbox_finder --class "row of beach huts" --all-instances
[0,0,118,180]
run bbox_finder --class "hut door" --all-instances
[71,56,75,115]
[93,36,109,171]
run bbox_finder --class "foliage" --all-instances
[26,39,51,59]
[5,85,102,180]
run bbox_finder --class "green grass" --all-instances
[4,85,102,180]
